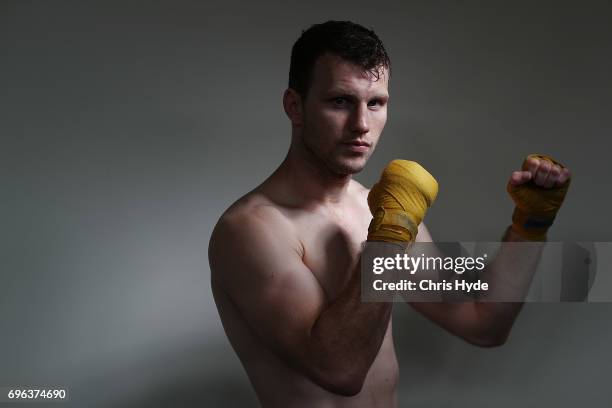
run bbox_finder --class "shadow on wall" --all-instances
[71,339,259,408]
[70,311,456,408]
[111,375,257,408]
[49,304,611,408]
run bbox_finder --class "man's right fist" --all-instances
[367,160,438,245]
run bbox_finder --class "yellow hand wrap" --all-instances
[507,154,571,241]
[367,160,438,245]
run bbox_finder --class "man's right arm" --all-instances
[208,206,392,396]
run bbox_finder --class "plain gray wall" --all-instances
[2,1,611,406]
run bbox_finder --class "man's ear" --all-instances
[283,88,304,127]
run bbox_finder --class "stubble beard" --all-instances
[300,133,370,177]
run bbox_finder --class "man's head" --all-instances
[284,21,391,176]
[288,21,391,100]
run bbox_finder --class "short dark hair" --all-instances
[288,20,391,98]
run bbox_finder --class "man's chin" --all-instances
[328,157,368,176]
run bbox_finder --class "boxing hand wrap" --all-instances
[367,160,438,245]
[506,154,571,241]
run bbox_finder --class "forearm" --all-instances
[304,242,396,394]
[408,227,545,347]
[470,226,546,341]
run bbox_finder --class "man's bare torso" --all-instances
[211,178,399,408]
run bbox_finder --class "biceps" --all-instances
[209,212,328,357]
[219,254,327,354]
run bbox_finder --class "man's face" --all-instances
[298,54,389,175]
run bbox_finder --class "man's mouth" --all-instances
[342,140,371,153]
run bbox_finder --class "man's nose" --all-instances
[350,104,370,134]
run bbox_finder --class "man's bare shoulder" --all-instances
[221,190,292,229]
[209,190,303,279]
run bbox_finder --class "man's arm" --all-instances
[409,224,543,347]
[408,156,571,347]
[209,205,392,396]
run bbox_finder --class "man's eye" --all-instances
[333,97,347,106]
[368,99,382,108]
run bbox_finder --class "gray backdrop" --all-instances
[2,1,611,407]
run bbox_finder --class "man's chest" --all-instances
[294,206,371,301]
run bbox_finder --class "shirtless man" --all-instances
[208,21,571,407]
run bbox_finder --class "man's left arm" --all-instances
[408,155,571,347]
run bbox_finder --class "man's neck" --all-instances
[274,144,352,207]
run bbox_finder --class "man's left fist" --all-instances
[507,154,571,240]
